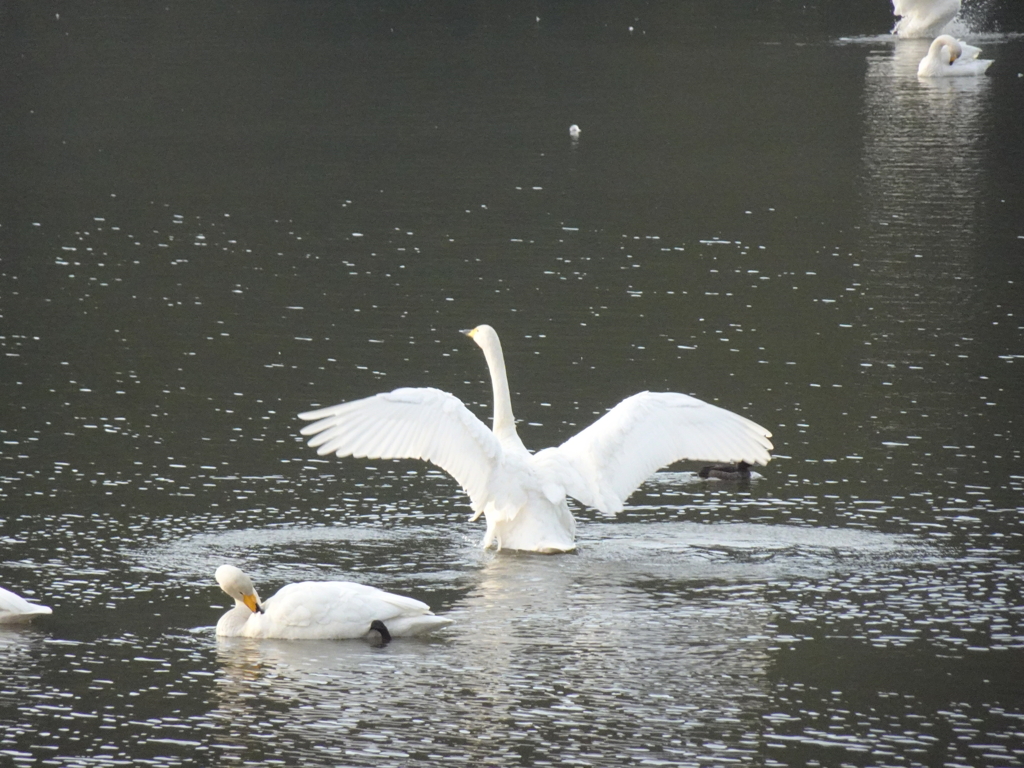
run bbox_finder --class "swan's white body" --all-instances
[0,586,52,624]
[892,0,960,39]
[917,35,993,78]
[214,564,451,640]
[299,325,773,553]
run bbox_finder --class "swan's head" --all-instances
[931,34,962,63]
[215,564,264,614]
[462,324,500,354]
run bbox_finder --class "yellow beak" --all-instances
[243,593,262,614]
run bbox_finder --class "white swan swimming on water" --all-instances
[0,585,52,624]
[917,34,993,77]
[299,325,773,553]
[214,564,451,640]
[892,0,961,39]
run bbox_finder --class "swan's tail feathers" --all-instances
[478,502,577,553]
[0,587,53,624]
[0,605,52,624]
[385,614,454,637]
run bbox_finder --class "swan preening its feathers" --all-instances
[892,0,961,39]
[917,35,994,78]
[214,565,451,640]
[0,585,52,624]
[299,325,773,553]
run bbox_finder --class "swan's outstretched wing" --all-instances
[893,0,936,14]
[893,0,959,19]
[544,391,773,514]
[298,387,500,512]
[893,0,960,37]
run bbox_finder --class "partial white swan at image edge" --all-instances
[0,586,52,624]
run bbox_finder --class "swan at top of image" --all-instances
[918,34,994,77]
[214,564,452,641]
[0,585,52,624]
[298,325,774,554]
[892,0,961,39]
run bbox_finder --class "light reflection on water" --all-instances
[3,1,1024,766]
[5,512,1021,766]
[3,518,955,766]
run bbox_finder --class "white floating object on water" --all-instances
[0,586,52,624]
[569,124,581,139]
[918,35,993,77]
[892,0,960,39]
[299,325,773,554]
[214,564,451,640]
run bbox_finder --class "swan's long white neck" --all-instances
[471,326,523,447]
[481,334,517,439]
[930,34,961,62]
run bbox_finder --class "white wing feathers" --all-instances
[298,387,500,512]
[267,582,429,628]
[892,0,954,18]
[300,388,772,521]
[958,41,982,61]
[254,581,450,638]
[892,0,960,37]
[546,391,773,514]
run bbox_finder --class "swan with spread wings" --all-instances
[299,325,773,553]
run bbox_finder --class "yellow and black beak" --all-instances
[243,593,263,614]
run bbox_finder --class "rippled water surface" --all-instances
[2,1,1024,766]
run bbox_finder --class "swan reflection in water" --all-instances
[861,19,993,200]
[0,627,50,689]
[859,31,992,356]
[209,633,451,761]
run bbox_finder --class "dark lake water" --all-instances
[2,1,1024,765]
